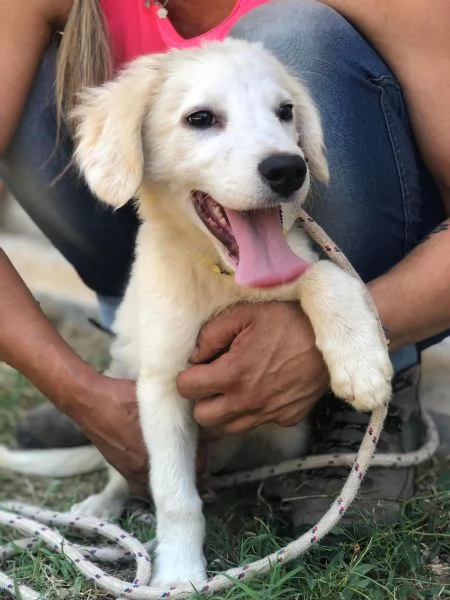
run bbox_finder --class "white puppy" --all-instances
[1,40,393,587]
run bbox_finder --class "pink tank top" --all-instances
[101,0,271,68]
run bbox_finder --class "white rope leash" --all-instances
[0,210,439,599]
[0,406,389,600]
[207,409,439,489]
[0,408,439,599]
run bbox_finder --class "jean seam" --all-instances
[368,75,411,255]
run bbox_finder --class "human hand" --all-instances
[177,302,329,436]
[71,374,209,494]
[70,375,149,496]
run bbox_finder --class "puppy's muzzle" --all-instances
[258,153,307,199]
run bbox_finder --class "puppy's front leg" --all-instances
[298,261,393,411]
[138,375,206,587]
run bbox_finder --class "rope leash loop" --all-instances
[206,409,439,489]
[0,403,388,600]
[0,506,152,600]
[0,210,438,599]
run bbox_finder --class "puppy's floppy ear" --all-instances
[288,78,329,183]
[73,55,166,208]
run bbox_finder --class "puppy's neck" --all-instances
[137,185,225,277]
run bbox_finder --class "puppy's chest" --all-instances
[120,225,318,368]
[134,225,318,315]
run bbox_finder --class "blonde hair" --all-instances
[55,0,112,135]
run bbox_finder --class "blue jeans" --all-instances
[0,0,446,369]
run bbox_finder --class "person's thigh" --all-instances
[0,40,138,300]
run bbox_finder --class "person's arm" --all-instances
[0,0,75,154]
[0,250,98,410]
[0,0,71,155]
[0,0,91,409]
[0,1,150,489]
[369,219,450,351]
[0,250,149,490]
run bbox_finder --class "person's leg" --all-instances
[0,39,138,448]
[230,0,443,525]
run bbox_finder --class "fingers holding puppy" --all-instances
[177,302,329,436]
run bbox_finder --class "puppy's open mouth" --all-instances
[192,191,310,288]
[193,191,239,265]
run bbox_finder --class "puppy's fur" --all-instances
[0,40,392,586]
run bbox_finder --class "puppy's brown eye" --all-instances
[186,111,216,128]
[278,103,294,122]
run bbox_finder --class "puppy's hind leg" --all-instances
[257,421,311,462]
[70,466,129,520]
[221,421,310,474]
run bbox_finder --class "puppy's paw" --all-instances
[151,545,207,589]
[70,493,124,520]
[0,445,26,472]
[329,349,393,412]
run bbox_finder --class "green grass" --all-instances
[0,369,449,599]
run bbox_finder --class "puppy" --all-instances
[2,40,393,587]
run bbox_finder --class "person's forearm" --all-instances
[0,249,99,416]
[0,251,149,487]
[369,218,450,351]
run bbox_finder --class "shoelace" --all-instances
[313,397,404,454]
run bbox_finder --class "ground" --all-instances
[0,297,448,599]
[0,206,449,598]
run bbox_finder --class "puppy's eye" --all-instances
[186,111,216,128]
[278,103,294,122]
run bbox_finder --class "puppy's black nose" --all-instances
[258,153,307,198]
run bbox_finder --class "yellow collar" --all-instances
[211,262,233,276]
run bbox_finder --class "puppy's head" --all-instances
[75,39,328,288]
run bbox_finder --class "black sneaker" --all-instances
[16,402,90,449]
[286,364,424,532]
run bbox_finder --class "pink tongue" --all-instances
[224,207,310,288]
